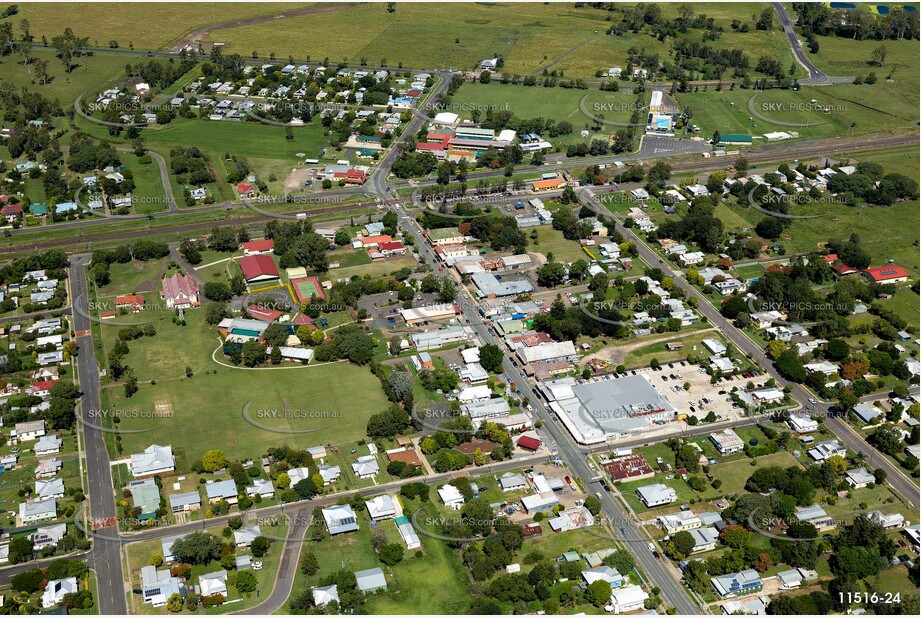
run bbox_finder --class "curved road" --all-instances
[773,2,855,85]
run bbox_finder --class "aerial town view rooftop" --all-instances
[0,1,918,616]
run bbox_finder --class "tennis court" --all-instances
[291,276,325,303]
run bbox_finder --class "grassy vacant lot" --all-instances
[115,152,172,215]
[330,255,418,280]
[94,256,169,300]
[530,226,589,264]
[0,47,128,109]
[623,329,721,368]
[701,451,801,499]
[97,308,388,464]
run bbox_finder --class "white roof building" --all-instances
[610,585,649,613]
[438,484,465,510]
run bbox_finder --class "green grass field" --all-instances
[191,2,800,80]
[447,82,641,145]
[674,84,914,142]
[197,3,626,77]
[530,226,589,264]
[96,257,169,298]
[330,255,418,279]
[715,146,920,283]
[114,152,172,214]
[96,307,389,464]
[806,34,919,116]
[623,329,721,368]
[701,451,801,499]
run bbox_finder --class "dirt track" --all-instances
[167,3,359,52]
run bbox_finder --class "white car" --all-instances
[252,561,263,571]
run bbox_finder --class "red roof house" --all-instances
[28,380,58,396]
[292,313,316,329]
[517,435,542,451]
[239,255,280,283]
[822,254,839,263]
[242,239,274,256]
[1,203,22,219]
[237,182,255,197]
[378,241,405,255]
[114,294,145,311]
[863,265,909,284]
[362,235,392,248]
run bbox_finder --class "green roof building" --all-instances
[717,134,752,145]
[29,203,48,216]
[128,478,161,520]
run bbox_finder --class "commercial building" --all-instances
[410,326,467,351]
[541,374,678,445]
[710,429,744,455]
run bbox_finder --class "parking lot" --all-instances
[631,360,771,423]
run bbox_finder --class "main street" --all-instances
[395,206,703,614]
[68,254,128,615]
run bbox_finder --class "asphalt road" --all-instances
[395,207,703,614]
[772,2,855,85]
[579,188,920,511]
[68,254,127,615]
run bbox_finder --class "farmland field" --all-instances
[8,2,313,51]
